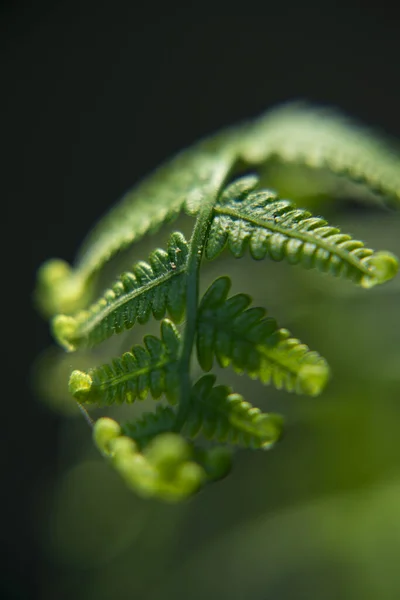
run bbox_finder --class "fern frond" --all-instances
[68,319,181,406]
[94,419,205,501]
[185,375,283,449]
[240,102,400,205]
[52,232,188,351]
[122,405,177,450]
[197,276,329,396]
[35,103,400,317]
[193,445,233,482]
[207,176,398,287]
[36,145,237,317]
[76,144,236,275]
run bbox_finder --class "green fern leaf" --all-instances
[36,103,400,317]
[36,145,237,317]
[76,147,235,274]
[240,102,400,205]
[122,405,177,450]
[206,176,398,287]
[52,232,188,351]
[122,409,233,479]
[197,276,329,396]
[68,319,181,406]
[185,374,283,449]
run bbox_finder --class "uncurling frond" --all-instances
[35,103,400,317]
[53,232,188,351]
[197,276,329,396]
[206,176,398,287]
[93,418,205,502]
[69,319,181,406]
[34,102,400,503]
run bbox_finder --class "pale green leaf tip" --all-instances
[69,369,92,400]
[110,436,138,458]
[144,433,191,470]
[298,362,330,396]
[174,462,205,493]
[93,417,121,456]
[35,258,88,318]
[260,413,284,450]
[52,314,78,352]
[112,432,205,501]
[361,251,399,288]
[203,447,233,480]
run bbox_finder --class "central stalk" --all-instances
[174,162,236,430]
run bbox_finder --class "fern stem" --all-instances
[174,209,214,430]
[174,163,236,430]
[76,401,94,428]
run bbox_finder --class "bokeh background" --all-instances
[3,2,400,599]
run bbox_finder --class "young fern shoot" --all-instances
[35,103,400,502]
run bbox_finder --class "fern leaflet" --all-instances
[53,232,188,351]
[68,319,181,406]
[240,102,400,205]
[184,375,283,449]
[122,405,177,450]
[197,276,329,396]
[207,176,398,287]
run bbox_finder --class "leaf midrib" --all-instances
[94,354,178,392]
[213,205,372,276]
[75,264,187,339]
[200,310,308,378]
[195,389,268,439]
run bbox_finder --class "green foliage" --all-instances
[34,103,400,502]
[53,232,188,351]
[122,405,177,450]
[197,276,329,396]
[239,102,400,204]
[93,418,205,501]
[207,176,398,287]
[69,320,181,406]
[185,374,283,449]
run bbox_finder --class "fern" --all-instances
[53,232,188,351]
[207,176,397,287]
[69,319,181,406]
[76,145,237,276]
[240,102,400,205]
[122,405,177,450]
[93,418,205,501]
[185,374,283,449]
[36,147,237,317]
[34,103,400,502]
[197,276,329,396]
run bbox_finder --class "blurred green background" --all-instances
[3,2,400,599]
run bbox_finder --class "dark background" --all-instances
[2,2,400,599]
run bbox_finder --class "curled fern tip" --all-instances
[360,251,398,288]
[69,370,93,401]
[35,258,88,317]
[52,314,79,352]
